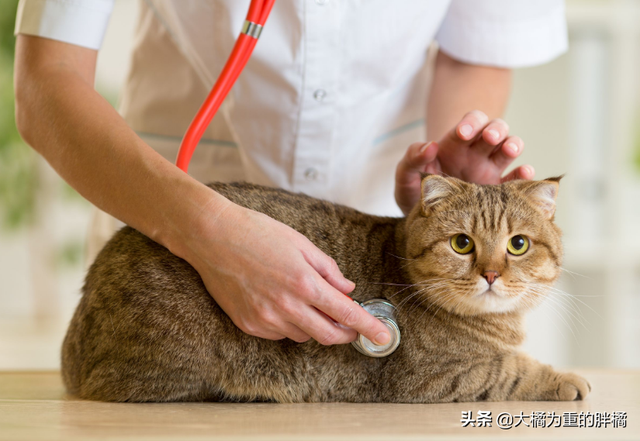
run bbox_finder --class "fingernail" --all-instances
[506,142,518,154]
[418,142,429,154]
[488,129,500,141]
[459,124,473,138]
[523,165,534,176]
[374,332,390,345]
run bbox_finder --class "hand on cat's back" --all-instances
[175,198,391,346]
[395,110,536,215]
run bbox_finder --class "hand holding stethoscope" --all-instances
[176,0,401,358]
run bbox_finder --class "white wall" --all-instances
[1,0,639,370]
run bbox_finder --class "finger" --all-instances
[452,110,489,142]
[395,141,439,187]
[480,118,510,148]
[239,303,311,342]
[289,305,358,345]
[411,141,439,165]
[236,321,287,341]
[280,323,312,343]
[491,136,523,170]
[311,284,391,346]
[303,247,355,295]
[501,165,535,183]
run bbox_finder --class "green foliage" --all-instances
[0,0,18,57]
[0,138,38,229]
[0,0,40,231]
[55,239,84,268]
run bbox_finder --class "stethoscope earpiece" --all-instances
[351,299,400,358]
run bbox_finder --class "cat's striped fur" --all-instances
[61,175,590,402]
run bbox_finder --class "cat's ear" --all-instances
[420,174,461,214]
[519,177,562,219]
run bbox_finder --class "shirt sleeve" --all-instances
[435,0,568,68]
[14,0,114,50]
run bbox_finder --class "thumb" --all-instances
[396,141,439,187]
[501,165,535,183]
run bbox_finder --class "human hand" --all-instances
[394,110,535,215]
[183,200,391,346]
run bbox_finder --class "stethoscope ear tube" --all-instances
[176,0,276,172]
[351,299,401,358]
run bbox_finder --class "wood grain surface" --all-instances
[0,370,638,440]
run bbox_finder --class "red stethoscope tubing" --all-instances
[176,0,275,172]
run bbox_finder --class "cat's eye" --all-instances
[507,235,530,256]
[451,234,474,254]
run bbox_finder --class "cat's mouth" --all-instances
[477,287,503,299]
[475,279,504,297]
[469,281,520,313]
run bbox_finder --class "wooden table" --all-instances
[0,370,638,440]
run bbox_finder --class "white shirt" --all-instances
[15,0,568,216]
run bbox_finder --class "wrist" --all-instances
[156,180,234,265]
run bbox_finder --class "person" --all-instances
[13,0,567,348]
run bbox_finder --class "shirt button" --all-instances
[315,0,328,4]
[313,89,327,102]
[304,168,318,181]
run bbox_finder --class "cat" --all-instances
[61,175,590,403]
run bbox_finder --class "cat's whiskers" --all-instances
[531,289,585,344]
[367,282,414,287]
[417,286,466,325]
[423,285,475,325]
[528,283,600,321]
[407,278,484,320]
[538,291,591,331]
[520,288,572,342]
[399,260,417,271]
[523,285,590,333]
[385,252,416,262]
[395,291,430,317]
[448,287,477,316]
[557,266,590,280]
[384,252,421,271]
[399,283,453,317]
[396,284,452,319]
[531,290,580,332]
[393,281,451,316]
[384,278,450,302]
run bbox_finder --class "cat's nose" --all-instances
[483,270,500,285]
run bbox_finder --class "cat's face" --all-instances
[404,175,562,316]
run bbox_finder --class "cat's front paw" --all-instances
[553,372,591,401]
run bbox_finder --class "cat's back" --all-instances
[61,182,401,402]
[208,182,387,238]
[207,182,402,275]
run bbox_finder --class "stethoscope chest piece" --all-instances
[351,299,400,358]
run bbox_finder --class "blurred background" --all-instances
[1,0,639,370]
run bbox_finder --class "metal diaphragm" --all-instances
[351,299,401,358]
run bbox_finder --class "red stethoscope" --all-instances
[174,0,401,358]
[175,0,275,172]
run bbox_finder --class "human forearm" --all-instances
[427,50,512,142]
[14,35,227,257]
[14,35,390,347]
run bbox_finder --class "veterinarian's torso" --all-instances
[16,0,567,215]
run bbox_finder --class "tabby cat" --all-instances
[61,175,590,403]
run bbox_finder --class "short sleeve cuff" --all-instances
[435,2,568,68]
[15,0,114,50]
